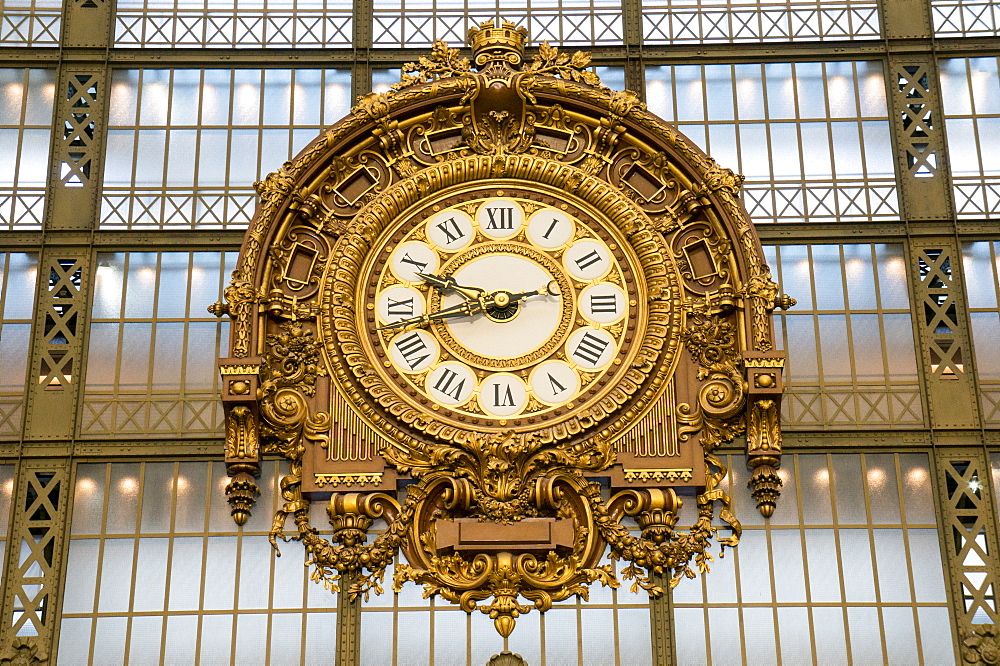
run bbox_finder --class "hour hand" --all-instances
[418,272,484,302]
[377,300,482,331]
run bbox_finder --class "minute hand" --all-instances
[377,300,482,331]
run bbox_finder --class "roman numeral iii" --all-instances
[589,294,617,313]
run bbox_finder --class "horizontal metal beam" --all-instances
[0,37,998,69]
[4,428,999,462]
[4,221,1000,252]
[1,230,246,250]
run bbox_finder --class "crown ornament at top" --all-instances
[468,20,529,65]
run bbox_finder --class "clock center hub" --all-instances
[431,244,575,371]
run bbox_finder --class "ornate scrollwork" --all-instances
[225,405,258,459]
[962,624,1000,664]
[222,279,259,357]
[0,637,48,665]
[395,41,472,91]
[225,467,260,526]
[261,322,326,398]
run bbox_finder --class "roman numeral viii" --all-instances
[394,332,430,370]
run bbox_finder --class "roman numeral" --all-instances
[574,250,602,271]
[547,373,567,395]
[399,252,428,272]
[573,332,610,366]
[394,333,430,370]
[433,368,466,401]
[436,216,465,244]
[386,297,414,317]
[493,383,515,407]
[542,218,559,239]
[485,207,514,230]
[589,294,617,313]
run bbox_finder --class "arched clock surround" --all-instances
[215,21,791,638]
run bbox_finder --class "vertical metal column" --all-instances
[932,448,1000,662]
[335,5,374,661]
[351,0,374,107]
[621,0,646,101]
[881,0,997,656]
[0,461,72,662]
[648,572,675,665]
[3,0,114,658]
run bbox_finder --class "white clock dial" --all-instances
[566,327,616,370]
[476,199,524,240]
[391,242,439,283]
[376,285,425,324]
[578,283,627,325]
[426,209,474,251]
[564,239,612,281]
[426,362,477,405]
[526,209,574,249]
[389,329,439,373]
[440,254,561,360]
[478,373,529,417]
[529,360,580,405]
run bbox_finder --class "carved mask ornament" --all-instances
[214,20,792,638]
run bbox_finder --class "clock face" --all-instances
[357,184,648,431]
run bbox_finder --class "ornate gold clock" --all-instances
[216,20,791,639]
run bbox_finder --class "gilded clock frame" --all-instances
[217,21,790,639]
[335,177,675,444]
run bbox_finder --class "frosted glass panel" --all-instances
[646,61,897,223]
[963,241,1000,423]
[61,461,332,661]
[114,0,352,47]
[943,58,1000,218]
[0,71,54,228]
[643,0,880,43]
[101,69,351,229]
[0,254,36,438]
[674,453,952,662]
[82,252,236,437]
[373,1,623,47]
[769,243,921,429]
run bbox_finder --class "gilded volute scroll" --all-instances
[214,20,791,639]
